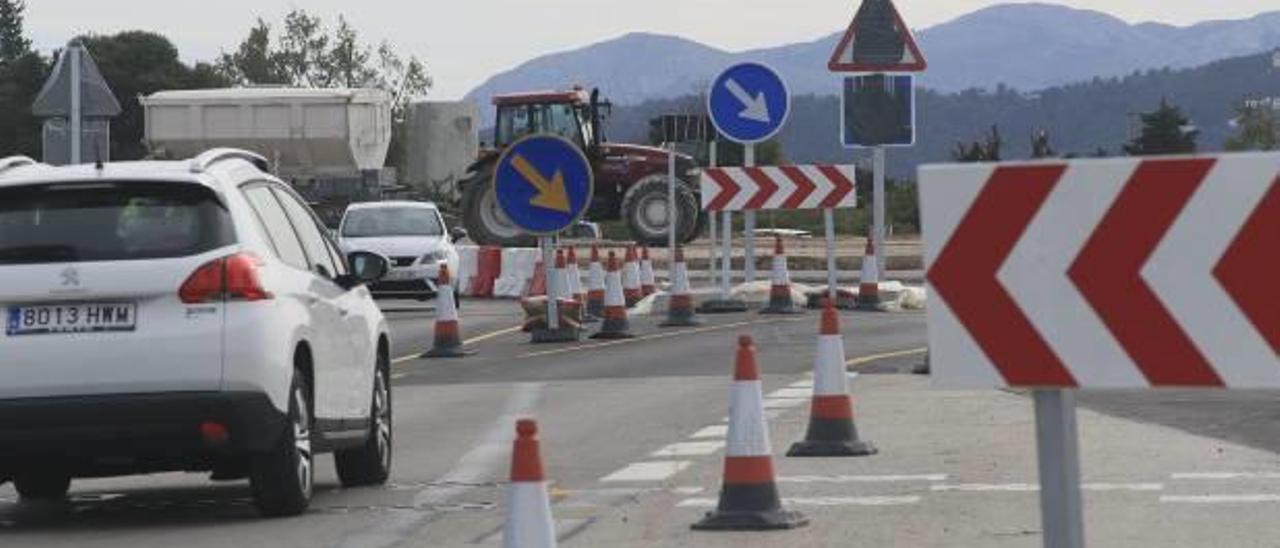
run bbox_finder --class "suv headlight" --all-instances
[421,250,446,262]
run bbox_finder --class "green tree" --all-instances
[0,0,31,62]
[219,10,432,168]
[80,31,229,160]
[951,125,1002,162]
[1124,98,1198,156]
[1225,100,1278,151]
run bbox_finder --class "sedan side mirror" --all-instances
[347,251,390,284]
[450,227,468,244]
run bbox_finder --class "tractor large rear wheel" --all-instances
[621,175,700,246]
[460,171,537,248]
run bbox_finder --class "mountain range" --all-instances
[464,3,1280,113]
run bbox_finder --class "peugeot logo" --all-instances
[60,267,80,287]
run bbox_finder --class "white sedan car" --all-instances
[338,201,464,300]
[0,149,394,517]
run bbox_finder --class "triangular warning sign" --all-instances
[828,0,927,73]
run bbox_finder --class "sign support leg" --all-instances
[541,236,558,331]
[70,46,82,164]
[872,147,887,274]
[1034,389,1084,548]
[824,208,837,302]
[743,144,756,284]
[668,144,678,256]
[708,141,720,297]
[721,211,733,297]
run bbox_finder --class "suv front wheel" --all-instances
[250,371,313,517]
[13,469,71,501]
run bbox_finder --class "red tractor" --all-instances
[460,88,705,246]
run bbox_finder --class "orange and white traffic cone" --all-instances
[660,245,703,327]
[591,252,634,340]
[565,246,587,309]
[622,246,643,307]
[585,244,606,320]
[531,250,581,343]
[693,335,807,531]
[787,299,876,457]
[502,419,557,548]
[761,237,801,315]
[639,246,657,297]
[423,264,473,358]
[525,259,548,298]
[857,239,882,311]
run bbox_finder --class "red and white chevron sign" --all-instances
[921,154,1279,389]
[700,165,857,211]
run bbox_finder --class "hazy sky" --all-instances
[24,1,1274,99]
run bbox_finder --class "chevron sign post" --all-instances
[699,165,857,211]
[919,152,1280,548]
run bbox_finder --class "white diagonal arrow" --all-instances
[725,79,771,123]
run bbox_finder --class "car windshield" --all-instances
[0,181,234,265]
[341,207,442,238]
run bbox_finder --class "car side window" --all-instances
[242,185,308,270]
[271,187,339,279]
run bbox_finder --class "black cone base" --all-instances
[422,346,474,358]
[698,299,749,314]
[531,326,581,344]
[787,439,877,457]
[760,305,803,315]
[590,330,634,340]
[661,310,704,327]
[692,509,809,531]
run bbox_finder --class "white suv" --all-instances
[338,201,463,300]
[0,149,394,517]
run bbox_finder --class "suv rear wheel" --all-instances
[14,469,71,501]
[250,371,313,517]
[335,356,393,487]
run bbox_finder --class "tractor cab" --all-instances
[492,88,609,152]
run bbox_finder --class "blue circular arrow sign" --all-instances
[707,62,791,144]
[493,134,594,235]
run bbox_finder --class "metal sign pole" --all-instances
[1034,389,1085,548]
[872,146,887,273]
[708,142,723,298]
[541,236,559,331]
[824,208,837,301]
[668,144,678,262]
[70,46,82,164]
[743,144,756,284]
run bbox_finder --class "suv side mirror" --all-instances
[347,251,389,284]
[450,227,468,244]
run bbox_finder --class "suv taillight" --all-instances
[179,253,273,304]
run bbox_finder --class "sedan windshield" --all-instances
[342,207,442,238]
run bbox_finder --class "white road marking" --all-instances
[650,441,725,457]
[688,425,728,439]
[1160,494,1280,504]
[762,398,808,409]
[778,474,948,484]
[669,486,704,495]
[932,483,1163,492]
[788,379,814,388]
[767,387,813,399]
[1172,472,1280,480]
[600,461,693,483]
[677,496,921,508]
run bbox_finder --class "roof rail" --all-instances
[189,148,270,174]
[0,156,39,175]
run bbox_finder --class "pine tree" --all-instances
[1225,99,1278,152]
[0,0,31,62]
[1124,98,1198,156]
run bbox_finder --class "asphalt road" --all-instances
[2,296,1279,546]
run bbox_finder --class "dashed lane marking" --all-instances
[600,461,694,483]
[845,347,929,368]
[762,398,808,409]
[1172,472,1280,480]
[777,474,948,484]
[516,316,809,360]
[677,496,922,508]
[688,425,728,439]
[392,325,524,365]
[767,387,815,399]
[932,483,1163,492]
[650,441,726,458]
[1160,494,1280,504]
